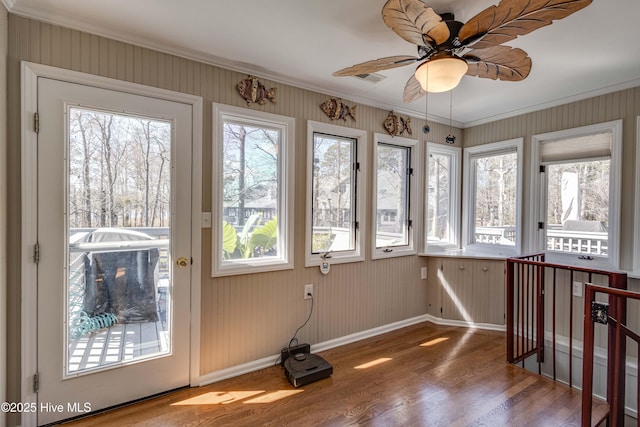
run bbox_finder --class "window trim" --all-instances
[423,142,461,253]
[212,103,295,277]
[305,121,366,267]
[371,133,418,259]
[635,116,640,271]
[462,138,524,256]
[530,119,622,270]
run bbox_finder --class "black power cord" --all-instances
[288,293,314,349]
[276,293,314,366]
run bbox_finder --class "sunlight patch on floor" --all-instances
[243,389,304,403]
[171,390,265,405]
[355,357,392,370]
[420,337,449,347]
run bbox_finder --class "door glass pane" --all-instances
[375,143,410,248]
[545,159,610,256]
[66,107,172,376]
[311,133,356,253]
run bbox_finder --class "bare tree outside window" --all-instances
[222,122,280,260]
[427,152,451,242]
[546,160,610,255]
[311,133,356,253]
[375,143,410,248]
[68,108,171,229]
[473,152,518,245]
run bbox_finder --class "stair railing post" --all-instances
[581,284,596,427]
[506,259,515,363]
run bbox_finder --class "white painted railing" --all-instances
[546,229,608,255]
[475,227,516,245]
[474,227,608,255]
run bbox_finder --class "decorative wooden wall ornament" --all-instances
[383,110,412,136]
[236,75,276,105]
[320,97,357,121]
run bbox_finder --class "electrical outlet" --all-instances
[421,267,427,280]
[304,283,313,299]
[573,281,583,297]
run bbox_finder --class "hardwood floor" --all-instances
[60,322,608,426]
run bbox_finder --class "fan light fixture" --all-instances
[415,53,468,93]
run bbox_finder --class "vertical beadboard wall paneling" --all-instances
[70,29,80,72]
[6,15,29,426]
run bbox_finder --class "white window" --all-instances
[424,142,461,252]
[372,133,418,259]
[463,138,523,256]
[212,103,295,276]
[531,120,622,269]
[305,121,366,266]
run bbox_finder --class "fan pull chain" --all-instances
[423,66,430,134]
[446,90,455,144]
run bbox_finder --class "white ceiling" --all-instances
[6,0,640,127]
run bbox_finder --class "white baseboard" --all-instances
[310,314,430,354]
[424,314,507,332]
[197,354,280,387]
[198,314,509,387]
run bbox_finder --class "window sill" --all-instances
[627,270,640,280]
[542,253,617,272]
[419,247,509,260]
[305,254,365,268]
[212,260,294,277]
[372,247,416,260]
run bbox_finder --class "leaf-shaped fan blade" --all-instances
[403,74,426,103]
[459,0,592,49]
[463,46,532,81]
[333,55,419,76]
[382,0,450,46]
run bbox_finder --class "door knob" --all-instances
[176,257,190,268]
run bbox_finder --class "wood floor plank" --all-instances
[60,322,611,427]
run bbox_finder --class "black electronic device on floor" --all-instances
[283,350,333,388]
[281,295,332,387]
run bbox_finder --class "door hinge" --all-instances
[34,112,40,134]
[33,372,39,393]
[354,162,360,171]
[538,222,545,230]
[407,167,414,176]
[33,242,40,263]
[539,165,545,173]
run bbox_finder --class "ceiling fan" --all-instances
[333,0,592,102]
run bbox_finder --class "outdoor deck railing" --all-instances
[476,227,607,256]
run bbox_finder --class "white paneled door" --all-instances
[35,77,193,425]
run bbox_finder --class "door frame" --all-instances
[20,61,202,426]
